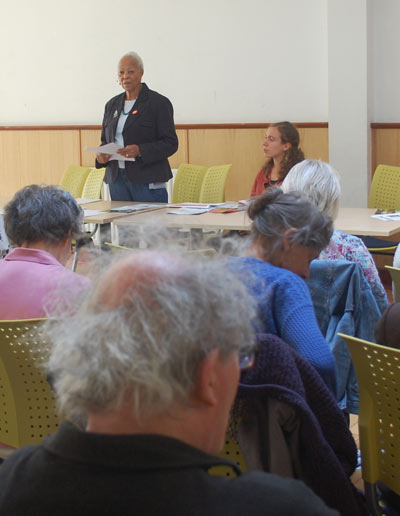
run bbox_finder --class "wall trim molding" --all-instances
[371,123,400,129]
[0,122,329,131]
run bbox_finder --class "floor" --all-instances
[350,413,364,491]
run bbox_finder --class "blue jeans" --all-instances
[109,169,167,202]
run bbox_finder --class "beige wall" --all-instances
[3,123,400,201]
[0,125,328,200]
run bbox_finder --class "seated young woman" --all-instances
[281,159,388,313]
[231,188,336,395]
[250,121,304,198]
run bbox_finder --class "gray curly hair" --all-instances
[45,251,257,422]
[247,187,333,258]
[4,184,83,246]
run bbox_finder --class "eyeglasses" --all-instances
[238,351,256,371]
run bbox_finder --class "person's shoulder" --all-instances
[104,92,124,109]
[0,444,40,479]
[219,472,338,515]
[234,257,302,285]
[333,229,365,250]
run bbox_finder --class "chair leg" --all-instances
[365,482,385,516]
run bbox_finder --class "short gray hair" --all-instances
[248,188,333,254]
[281,159,341,219]
[119,51,144,71]
[4,184,84,246]
[45,251,257,421]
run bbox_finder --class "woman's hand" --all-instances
[118,144,141,159]
[96,153,111,164]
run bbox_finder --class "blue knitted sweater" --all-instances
[232,257,337,396]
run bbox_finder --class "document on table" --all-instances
[84,143,136,162]
[109,204,155,213]
[371,212,400,221]
[168,207,213,215]
[83,209,107,217]
[76,198,101,205]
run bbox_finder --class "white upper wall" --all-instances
[0,0,328,124]
[372,0,400,121]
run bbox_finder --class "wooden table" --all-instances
[113,206,251,231]
[335,207,400,241]
[82,200,166,224]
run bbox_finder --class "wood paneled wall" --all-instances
[372,125,400,173]
[0,130,81,197]
[0,123,346,201]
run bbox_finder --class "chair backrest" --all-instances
[0,319,59,448]
[340,333,400,502]
[199,164,232,203]
[385,265,400,302]
[60,165,92,198]
[81,168,106,200]
[368,164,400,210]
[171,163,208,203]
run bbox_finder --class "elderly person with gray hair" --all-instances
[281,159,388,312]
[0,251,337,516]
[231,188,336,394]
[96,51,178,202]
[0,184,90,319]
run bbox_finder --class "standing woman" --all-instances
[250,121,304,197]
[96,52,178,202]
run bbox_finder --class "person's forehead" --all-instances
[266,126,281,138]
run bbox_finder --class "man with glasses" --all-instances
[0,251,337,515]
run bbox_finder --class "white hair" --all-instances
[119,51,144,71]
[45,251,257,422]
[281,159,341,219]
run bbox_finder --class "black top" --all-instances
[96,83,178,185]
[0,421,338,516]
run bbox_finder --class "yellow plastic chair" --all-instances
[366,164,400,254]
[81,168,106,200]
[171,164,208,204]
[339,333,400,515]
[0,319,59,448]
[60,165,92,198]
[210,417,247,478]
[369,164,400,211]
[199,164,232,204]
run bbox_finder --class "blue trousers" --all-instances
[109,169,168,203]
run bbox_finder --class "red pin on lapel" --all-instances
[132,109,138,115]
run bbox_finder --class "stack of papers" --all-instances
[83,209,106,217]
[371,211,400,221]
[110,204,155,213]
[168,207,212,215]
[84,143,136,162]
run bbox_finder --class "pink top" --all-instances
[0,248,91,320]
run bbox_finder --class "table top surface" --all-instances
[82,201,166,224]
[3,197,400,239]
[335,207,400,239]
[112,205,251,231]
[86,203,400,236]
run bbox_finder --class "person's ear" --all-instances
[282,142,291,152]
[192,349,220,407]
